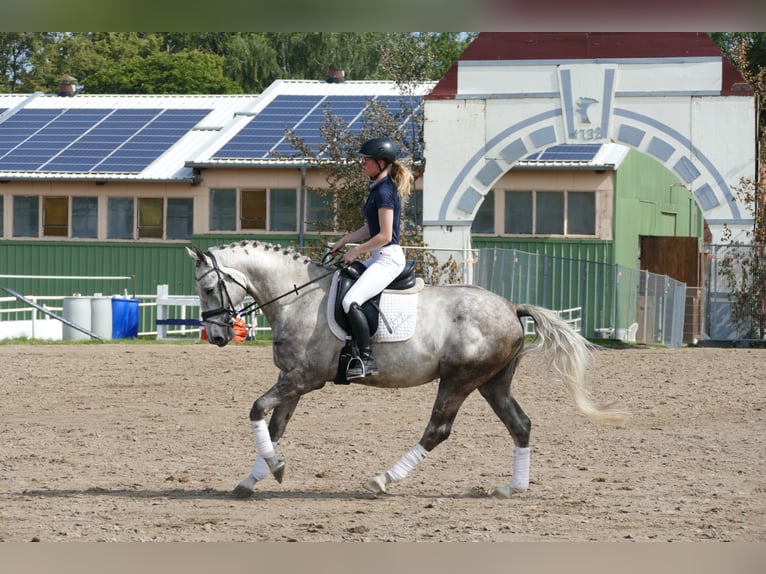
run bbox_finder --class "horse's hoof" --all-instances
[364,473,388,494]
[232,476,257,499]
[270,459,286,484]
[491,484,527,499]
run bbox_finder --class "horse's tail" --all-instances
[516,303,630,426]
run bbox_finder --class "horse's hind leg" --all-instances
[365,378,474,495]
[477,360,533,498]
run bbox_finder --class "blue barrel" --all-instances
[111,297,139,339]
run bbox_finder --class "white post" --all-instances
[30,296,37,339]
[156,284,169,340]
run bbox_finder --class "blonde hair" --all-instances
[389,160,414,202]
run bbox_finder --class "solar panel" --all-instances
[0,107,211,173]
[92,108,210,173]
[0,109,62,157]
[212,94,423,160]
[524,144,602,161]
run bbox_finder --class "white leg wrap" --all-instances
[508,446,530,491]
[250,442,278,481]
[387,443,428,483]
[250,419,276,459]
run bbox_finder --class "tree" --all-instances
[86,50,242,94]
[0,33,56,92]
[283,33,474,283]
[2,32,475,96]
[713,33,766,338]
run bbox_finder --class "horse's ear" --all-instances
[185,246,208,264]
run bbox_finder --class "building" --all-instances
[0,80,430,298]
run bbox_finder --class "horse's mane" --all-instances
[209,240,325,269]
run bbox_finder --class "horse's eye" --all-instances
[204,287,215,296]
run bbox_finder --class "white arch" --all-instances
[422,51,756,259]
[440,108,747,224]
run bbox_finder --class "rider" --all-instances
[331,137,414,379]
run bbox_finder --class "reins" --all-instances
[237,267,339,318]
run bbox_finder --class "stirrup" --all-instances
[346,356,378,380]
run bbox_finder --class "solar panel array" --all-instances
[0,107,211,173]
[524,144,602,161]
[213,94,421,160]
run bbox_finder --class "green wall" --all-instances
[0,233,332,299]
[612,149,703,270]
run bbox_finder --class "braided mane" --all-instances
[209,240,323,268]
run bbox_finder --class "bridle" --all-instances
[197,251,249,328]
[197,250,341,328]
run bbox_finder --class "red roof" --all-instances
[427,32,752,99]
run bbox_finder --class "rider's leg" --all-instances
[345,302,378,379]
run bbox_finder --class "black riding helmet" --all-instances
[357,137,397,165]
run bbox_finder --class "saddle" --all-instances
[332,260,417,385]
[332,260,417,336]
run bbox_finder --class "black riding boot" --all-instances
[346,302,378,380]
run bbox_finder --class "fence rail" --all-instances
[704,243,766,340]
[5,245,760,345]
[0,282,270,341]
[474,247,687,347]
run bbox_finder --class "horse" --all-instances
[186,241,628,499]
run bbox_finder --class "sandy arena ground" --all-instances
[0,342,763,542]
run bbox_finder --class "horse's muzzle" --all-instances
[205,322,234,347]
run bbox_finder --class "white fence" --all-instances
[522,306,583,337]
[0,284,271,341]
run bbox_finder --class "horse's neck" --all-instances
[216,244,319,304]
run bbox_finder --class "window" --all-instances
[13,196,38,237]
[211,187,301,233]
[403,189,423,233]
[241,189,266,229]
[270,188,296,231]
[107,197,134,239]
[567,192,596,235]
[43,196,68,237]
[504,191,533,234]
[471,190,495,233]
[72,197,98,238]
[536,192,564,234]
[167,198,193,240]
[0,195,4,237]
[504,190,596,236]
[306,190,334,232]
[210,189,236,231]
[138,198,163,239]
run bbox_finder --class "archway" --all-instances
[422,33,756,266]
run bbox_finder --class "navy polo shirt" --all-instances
[363,176,401,246]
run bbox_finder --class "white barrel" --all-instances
[62,296,92,341]
[90,296,113,340]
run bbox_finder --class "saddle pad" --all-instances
[327,270,424,343]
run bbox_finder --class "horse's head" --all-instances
[186,246,249,347]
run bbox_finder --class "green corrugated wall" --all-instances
[0,233,330,299]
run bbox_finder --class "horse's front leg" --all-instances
[232,398,297,498]
[233,370,324,498]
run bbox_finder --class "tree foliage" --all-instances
[711,33,766,338]
[0,32,475,95]
[282,32,475,284]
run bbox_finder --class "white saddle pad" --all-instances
[327,270,424,343]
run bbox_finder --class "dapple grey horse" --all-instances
[187,241,627,499]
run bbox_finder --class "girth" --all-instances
[333,261,417,336]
